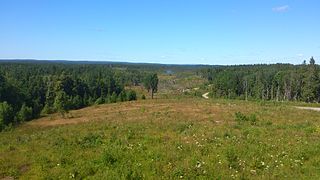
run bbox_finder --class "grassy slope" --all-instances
[1,98,320,179]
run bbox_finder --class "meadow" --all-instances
[1,97,320,179]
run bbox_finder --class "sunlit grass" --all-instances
[0,98,320,179]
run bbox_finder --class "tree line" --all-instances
[200,57,320,102]
[0,62,149,130]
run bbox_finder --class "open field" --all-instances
[1,98,320,179]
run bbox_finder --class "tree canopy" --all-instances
[143,73,159,99]
[200,57,320,102]
[0,62,142,130]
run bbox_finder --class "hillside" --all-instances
[1,98,320,179]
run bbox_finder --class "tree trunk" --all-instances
[271,84,274,100]
[276,86,280,101]
[151,89,154,99]
[244,80,248,101]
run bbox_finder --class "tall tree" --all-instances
[17,103,33,122]
[54,91,69,117]
[0,102,14,130]
[144,74,159,99]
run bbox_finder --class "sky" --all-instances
[0,0,319,65]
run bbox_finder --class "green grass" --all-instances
[1,98,320,179]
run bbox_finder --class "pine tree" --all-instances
[302,57,320,102]
[17,103,33,122]
[54,91,69,117]
[0,102,14,130]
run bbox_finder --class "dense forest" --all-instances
[200,57,320,102]
[0,62,148,130]
[1,58,319,130]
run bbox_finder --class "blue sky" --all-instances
[0,0,319,65]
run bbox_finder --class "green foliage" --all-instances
[126,90,137,101]
[226,148,240,170]
[143,73,159,99]
[16,104,33,122]
[119,91,127,102]
[77,133,103,148]
[1,99,320,179]
[141,94,146,100]
[235,112,258,125]
[71,95,83,109]
[54,91,69,117]
[0,62,138,128]
[41,104,55,115]
[94,97,104,105]
[110,92,118,103]
[0,102,14,130]
[201,57,320,103]
[102,151,118,166]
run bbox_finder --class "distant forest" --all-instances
[0,62,147,130]
[200,57,320,102]
[1,59,320,130]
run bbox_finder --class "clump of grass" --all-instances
[102,151,118,166]
[225,148,240,170]
[77,133,103,148]
[235,112,258,125]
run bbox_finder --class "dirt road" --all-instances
[296,107,320,112]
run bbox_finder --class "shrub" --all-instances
[110,92,118,103]
[41,104,55,115]
[119,91,127,102]
[126,90,137,101]
[17,103,33,122]
[141,94,146,100]
[0,101,14,130]
[72,95,83,109]
[94,97,104,105]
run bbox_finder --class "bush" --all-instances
[17,103,33,122]
[141,94,146,100]
[72,95,83,109]
[119,91,127,102]
[110,92,118,103]
[0,102,14,130]
[94,97,104,105]
[126,90,137,101]
[41,104,55,115]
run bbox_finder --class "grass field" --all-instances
[1,98,320,179]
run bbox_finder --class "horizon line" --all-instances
[0,58,311,66]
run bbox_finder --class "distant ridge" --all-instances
[0,59,219,68]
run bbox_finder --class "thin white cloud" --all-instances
[272,5,290,13]
[297,53,304,57]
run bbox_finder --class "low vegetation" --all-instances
[1,98,320,179]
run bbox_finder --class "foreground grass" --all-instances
[1,98,320,179]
